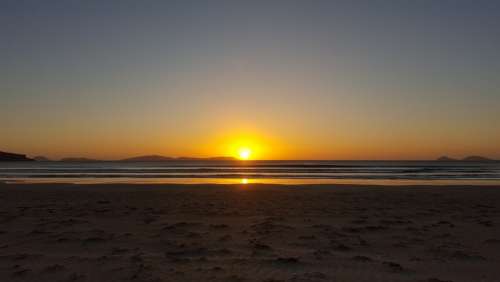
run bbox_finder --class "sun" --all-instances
[238,147,252,160]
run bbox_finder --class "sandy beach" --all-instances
[0,183,499,282]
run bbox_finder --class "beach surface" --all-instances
[0,183,499,282]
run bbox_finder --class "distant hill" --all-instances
[208,156,237,161]
[34,156,51,161]
[120,155,174,162]
[436,156,457,162]
[436,155,496,162]
[177,156,236,161]
[60,157,102,162]
[462,156,495,162]
[30,155,236,163]
[0,151,33,161]
[121,155,236,162]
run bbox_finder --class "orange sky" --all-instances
[1,2,499,160]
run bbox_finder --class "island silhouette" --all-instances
[0,150,497,162]
[436,155,495,162]
[0,151,33,161]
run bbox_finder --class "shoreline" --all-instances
[2,182,500,191]
[3,178,500,187]
[1,183,499,281]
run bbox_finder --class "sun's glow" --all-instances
[208,131,276,160]
[240,178,249,184]
[238,147,252,160]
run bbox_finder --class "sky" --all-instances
[1,0,499,160]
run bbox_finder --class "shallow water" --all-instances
[1,160,500,185]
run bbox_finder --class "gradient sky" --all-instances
[1,0,499,160]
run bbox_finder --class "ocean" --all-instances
[1,160,500,185]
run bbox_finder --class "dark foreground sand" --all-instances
[0,183,499,282]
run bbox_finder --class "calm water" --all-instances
[1,160,500,185]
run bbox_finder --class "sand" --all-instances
[0,183,499,282]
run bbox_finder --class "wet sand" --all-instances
[0,183,499,282]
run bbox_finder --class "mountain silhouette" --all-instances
[120,155,174,162]
[60,157,102,162]
[462,156,494,162]
[34,156,51,161]
[120,155,236,162]
[436,155,495,162]
[436,156,457,162]
[0,151,33,161]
